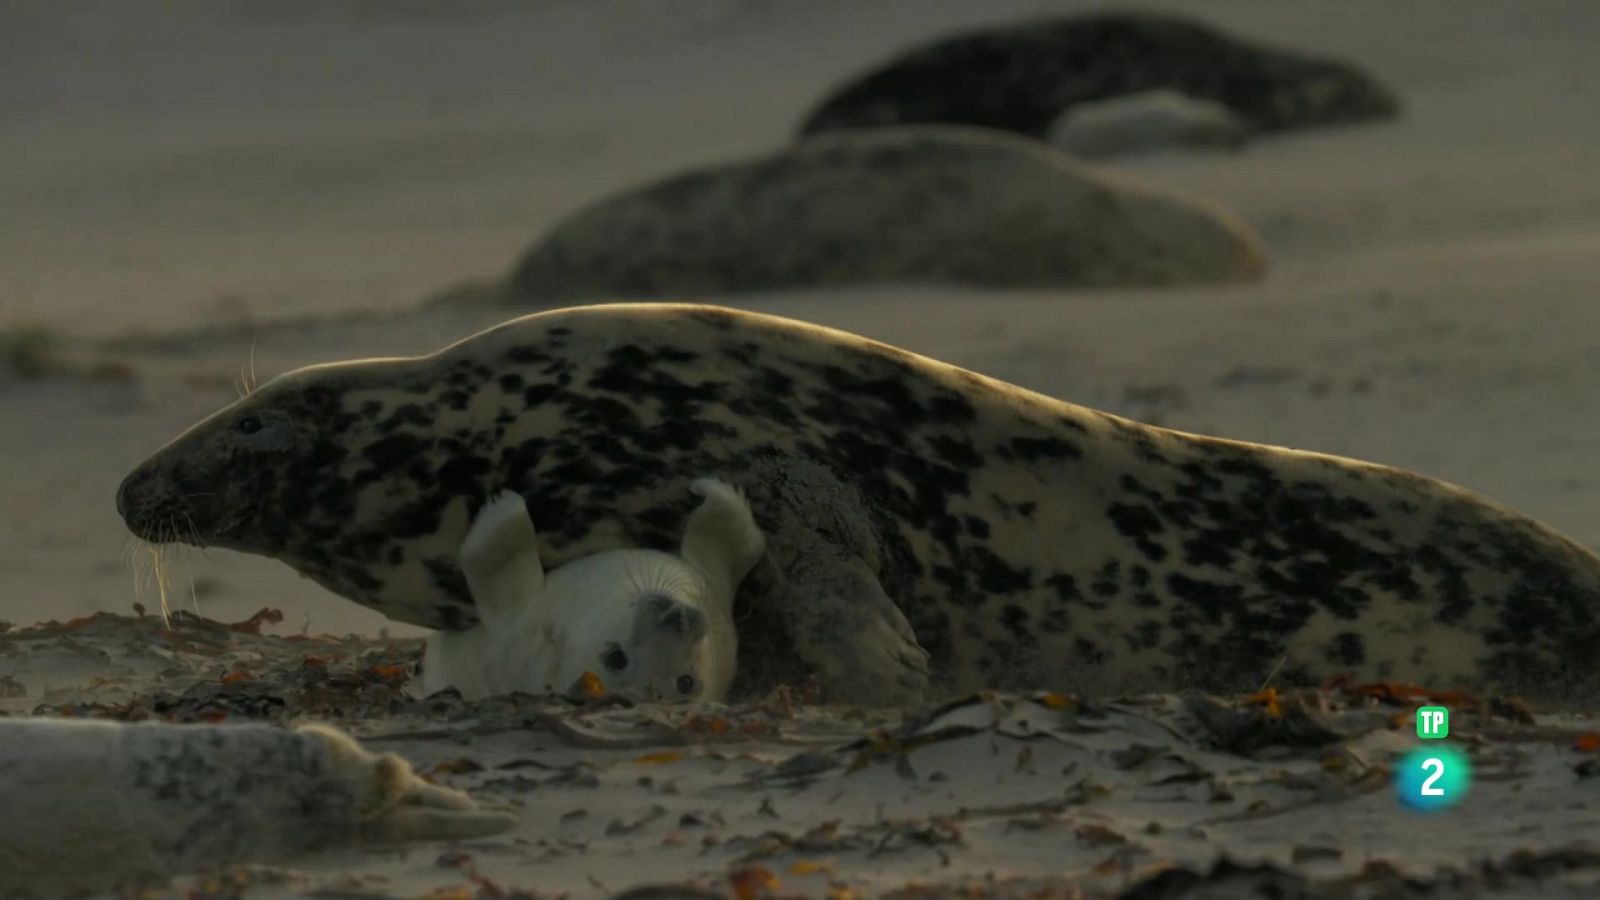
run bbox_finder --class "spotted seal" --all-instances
[798,11,1399,140]
[423,477,765,702]
[0,718,513,897]
[117,304,1600,707]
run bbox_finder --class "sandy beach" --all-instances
[4,1,1600,896]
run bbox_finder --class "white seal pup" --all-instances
[0,718,514,898]
[422,477,766,702]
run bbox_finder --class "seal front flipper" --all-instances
[457,490,544,626]
[736,455,931,706]
[778,549,932,707]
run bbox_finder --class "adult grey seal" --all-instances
[116,305,1600,707]
[488,126,1265,306]
[798,11,1399,140]
[0,718,512,897]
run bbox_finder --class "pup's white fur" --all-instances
[423,477,766,702]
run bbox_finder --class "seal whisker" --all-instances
[183,510,206,545]
[148,532,174,627]
[126,538,153,613]
[247,332,260,395]
[129,542,156,618]
[120,537,142,569]
[1256,653,1289,693]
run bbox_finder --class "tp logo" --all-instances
[1416,705,1449,739]
[1396,707,1470,811]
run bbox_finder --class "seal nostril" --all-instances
[115,470,146,522]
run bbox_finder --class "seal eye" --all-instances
[676,674,696,695]
[235,416,262,435]
[601,644,628,672]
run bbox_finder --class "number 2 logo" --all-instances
[1396,746,1467,809]
[1420,757,1445,796]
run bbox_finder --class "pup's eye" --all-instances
[235,416,262,435]
[602,644,628,672]
[676,674,696,695]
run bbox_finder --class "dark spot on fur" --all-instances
[1045,573,1081,603]
[1002,436,1083,462]
[1073,638,1108,666]
[1090,561,1120,603]
[507,345,548,364]
[1165,573,1242,625]
[999,604,1034,644]
[523,379,567,409]
[436,455,491,497]
[927,434,984,468]
[970,546,1032,595]
[376,403,434,435]
[362,434,430,473]
[927,391,977,424]
[1330,632,1365,666]
[1106,502,1168,563]
[1127,620,1163,652]
[303,385,336,409]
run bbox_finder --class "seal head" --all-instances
[114,357,461,622]
[116,377,345,549]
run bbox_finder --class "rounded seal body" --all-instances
[118,304,1600,706]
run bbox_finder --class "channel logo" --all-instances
[1394,705,1471,812]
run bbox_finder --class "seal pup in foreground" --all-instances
[0,718,512,898]
[117,304,1600,707]
[423,477,766,702]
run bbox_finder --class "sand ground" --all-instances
[3,1,1600,896]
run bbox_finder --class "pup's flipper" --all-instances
[680,477,767,609]
[458,490,545,624]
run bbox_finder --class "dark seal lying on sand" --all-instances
[798,11,1399,141]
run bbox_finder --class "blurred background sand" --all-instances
[3,0,1599,636]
